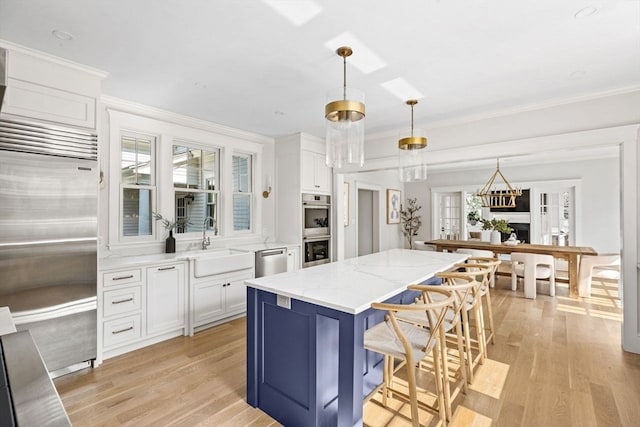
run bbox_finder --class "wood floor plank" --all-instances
[54,276,640,426]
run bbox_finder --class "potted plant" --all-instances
[400,198,422,249]
[466,194,482,225]
[467,210,481,225]
[152,212,190,253]
[480,218,513,244]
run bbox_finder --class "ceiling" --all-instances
[0,0,639,140]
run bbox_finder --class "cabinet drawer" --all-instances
[103,286,142,318]
[103,269,142,287]
[103,314,141,348]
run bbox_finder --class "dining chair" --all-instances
[510,252,555,299]
[578,253,620,297]
[364,288,454,427]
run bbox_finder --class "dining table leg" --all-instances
[568,254,580,297]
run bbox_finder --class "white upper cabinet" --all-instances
[1,45,105,129]
[301,149,331,194]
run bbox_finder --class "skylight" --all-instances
[380,77,424,101]
[262,0,322,26]
[324,32,386,74]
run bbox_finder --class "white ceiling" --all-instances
[0,0,639,140]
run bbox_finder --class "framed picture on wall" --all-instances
[386,189,401,224]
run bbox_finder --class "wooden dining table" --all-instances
[426,239,598,298]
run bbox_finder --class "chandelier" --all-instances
[325,46,365,168]
[398,99,427,182]
[477,159,522,208]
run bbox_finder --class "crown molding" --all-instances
[0,39,108,79]
[101,95,274,145]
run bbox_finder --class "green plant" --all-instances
[467,210,480,223]
[480,218,513,234]
[400,198,422,249]
[152,212,190,233]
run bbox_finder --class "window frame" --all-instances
[171,142,221,237]
[232,151,254,234]
[119,131,157,241]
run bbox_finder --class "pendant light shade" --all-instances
[398,99,427,182]
[325,47,365,168]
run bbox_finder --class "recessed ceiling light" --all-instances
[52,29,73,41]
[574,6,598,19]
[324,32,386,74]
[262,0,322,26]
[380,78,423,101]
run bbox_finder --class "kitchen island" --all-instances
[245,249,467,427]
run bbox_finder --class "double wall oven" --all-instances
[302,194,331,268]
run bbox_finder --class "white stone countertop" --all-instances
[99,241,298,270]
[245,248,468,314]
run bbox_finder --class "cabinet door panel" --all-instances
[193,281,225,324]
[147,264,185,335]
[301,150,316,192]
[225,279,247,314]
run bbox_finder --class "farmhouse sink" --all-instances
[190,248,254,278]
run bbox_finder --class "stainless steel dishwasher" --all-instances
[255,248,288,278]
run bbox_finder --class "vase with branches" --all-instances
[400,198,422,249]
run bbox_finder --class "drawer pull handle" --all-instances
[158,266,176,271]
[112,298,134,305]
[113,275,134,281]
[112,326,134,335]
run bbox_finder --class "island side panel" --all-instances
[246,286,425,427]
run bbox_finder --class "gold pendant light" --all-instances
[325,46,365,168]
[398,99,427,182]
[477,159,523,208]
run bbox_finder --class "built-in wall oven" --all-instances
[303,236,331,268]
[302,194,331,268]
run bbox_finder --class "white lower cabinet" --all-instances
[99,261,187,361]
[190,269,253,334]
[147,264,185,335]
[287,246,300,272]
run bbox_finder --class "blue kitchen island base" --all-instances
[246,286,422,427]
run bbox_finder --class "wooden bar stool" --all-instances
[461,257,500,345]
[403,280,478,421]
[437,267,489,381]
[364,288,454,427]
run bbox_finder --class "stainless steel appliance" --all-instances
[302,193,330,236]
[303,236,330,268]
[302,194,331,268]
[0,331,71,426]
[0,118,98,374]
[255,248,288,278]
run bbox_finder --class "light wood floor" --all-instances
[55,275,640,426]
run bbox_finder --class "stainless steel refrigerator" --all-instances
[0,118,98,374]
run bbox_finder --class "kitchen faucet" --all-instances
[202,216,215,250]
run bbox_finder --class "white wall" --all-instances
[406,156,620,253]
[341,169,404,259]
